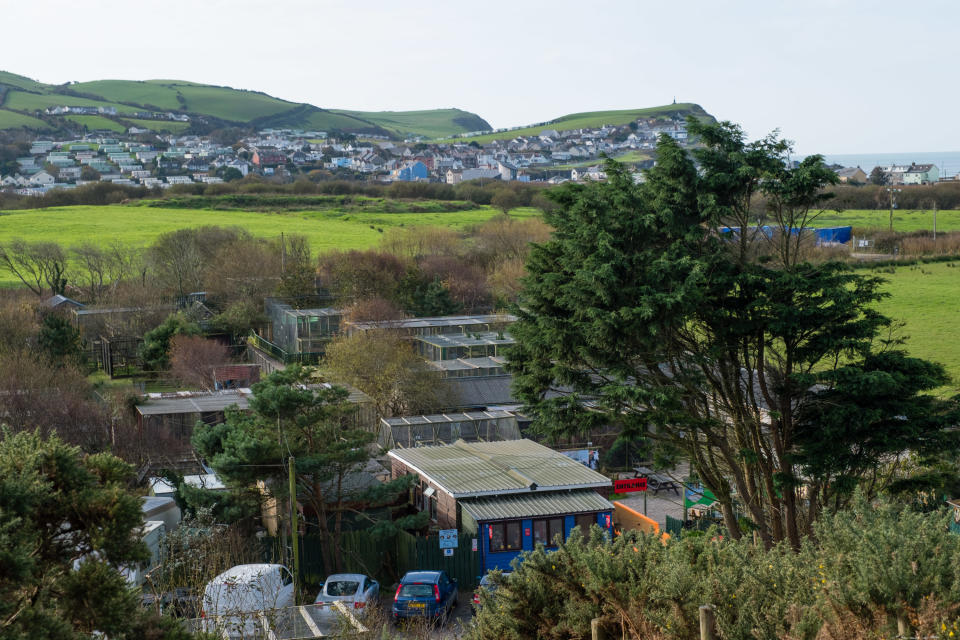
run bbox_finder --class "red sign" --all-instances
[604,514,611,528]
[524,527,530,537]
[613,478,648,493]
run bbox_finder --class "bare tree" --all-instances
[0,240,69,297]
[169,335,231,390]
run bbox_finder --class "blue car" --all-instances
[391,570,458,624]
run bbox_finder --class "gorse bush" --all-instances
[468,495,960,640]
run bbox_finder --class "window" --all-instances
[489,521,522,552]
[575,513,596,533]
[280,568,293,586]
[533,517,564,547]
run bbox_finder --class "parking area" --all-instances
[371,590,473,639]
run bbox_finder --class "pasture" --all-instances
[865,260,960,393]
[812,208,960,232]
[0,202,539,281]
[0,109,50,130]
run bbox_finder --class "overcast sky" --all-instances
[2,0,956,154]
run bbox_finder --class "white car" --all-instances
[201,564,295,636]
[314,573,380,618]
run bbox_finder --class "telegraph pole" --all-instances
[288,456,299,592]
[886,187,901,232]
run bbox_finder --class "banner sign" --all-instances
[613,478,648,493]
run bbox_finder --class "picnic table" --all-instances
[632,466,680,495]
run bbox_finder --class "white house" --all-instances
[29,171,55,186]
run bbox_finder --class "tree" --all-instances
[192,365,422,574]
[80,165,101,181]
[277,234,316,301]
[323,330,450,419]
[491,189,522,215]
[0,240,69,297]
[138,313,201,372]
[37,312,83,366]
[507,123,960,549]
[0,429,196,639]
[169,335,230,390]
[869,165,889,186]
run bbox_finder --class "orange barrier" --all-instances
[613,501,659,534]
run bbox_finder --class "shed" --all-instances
[389,439,613,573]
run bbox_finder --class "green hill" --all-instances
[0,71,491,139]
[439,103,714,144]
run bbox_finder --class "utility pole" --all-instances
[933,200,938,241]
[886,187,901,232]
[288,456,299,593]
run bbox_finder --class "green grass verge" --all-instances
[0,109,51,130]
[863,260,960,393]
[64,115,126,133]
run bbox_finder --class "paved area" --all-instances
[615,463,690,528]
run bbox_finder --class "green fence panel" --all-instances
[414,535,480,589]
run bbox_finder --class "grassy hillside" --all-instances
[0,70,492,139]
[0,109,51,130]
[440,103,712,144]
[64,115,126,133]
[334,108,492,139]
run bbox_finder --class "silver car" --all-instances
[314,573,380,618]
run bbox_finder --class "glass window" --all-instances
[575,513,596,534]
[533,518,564,546]
[489,521,523,552]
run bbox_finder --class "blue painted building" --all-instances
[394,161,429,182]
[388,439,613,575]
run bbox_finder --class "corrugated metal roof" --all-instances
[445,375,516,409]
[461,490,612,522]
[136,391,251,415]
[388,439,611,497]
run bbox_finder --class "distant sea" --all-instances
[800,151,960,178]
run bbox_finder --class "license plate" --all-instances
[409,603,425,609]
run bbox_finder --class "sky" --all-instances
[1,0,957,154]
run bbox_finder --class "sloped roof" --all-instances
[387,438,610,498]
[461,489,612,522]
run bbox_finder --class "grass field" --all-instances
[0,203,539,283]
[436,103,707,144]
[171,84,295,121]
[123,118,190,133]
[0,71,47,92]
[70,79,183,110]
[811,209,960,232]
[336,108,491,139]
[64,115,126,133]
[2,90,136,115]
[863,261,960,393]
[0,109,50,130]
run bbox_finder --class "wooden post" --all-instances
[699,604,717,640]
[591,618,607,640]
[897,614,911,638]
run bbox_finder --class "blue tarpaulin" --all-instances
[719,225,851,245]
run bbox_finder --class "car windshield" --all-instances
[399,584,434,598]
[326,580,360,596]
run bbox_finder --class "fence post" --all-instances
[591,617,607,640]
[699,604,716,640]
[897,614,911,638]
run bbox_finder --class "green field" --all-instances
[436,103,710,144]
[864,261,960,393]
[0,71,47,92]
[123,118,190,133]
[64,115,126,133]
[2,90,136,115]
[0,109,50,130]
[0,203,539,282]
[70,79,183,110]
[170,84,295,121]
[335,108,491,139]
[811,209,960,232]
